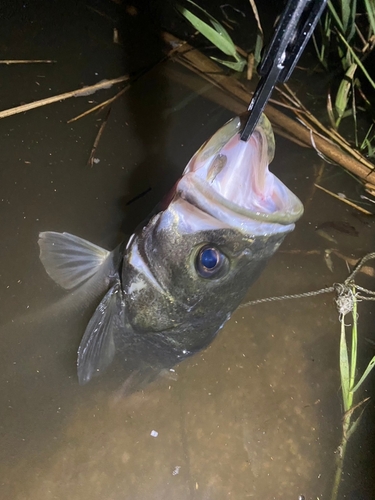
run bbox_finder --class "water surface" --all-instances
[1,1,375,499]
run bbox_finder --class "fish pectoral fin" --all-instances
[77,280,124,385]
[38,231,110,289]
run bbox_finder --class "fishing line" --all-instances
[239,251,375,315]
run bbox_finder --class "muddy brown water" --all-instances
[1,1,374,499]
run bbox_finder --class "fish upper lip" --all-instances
[180,115,303,228]
[177,173,303,227]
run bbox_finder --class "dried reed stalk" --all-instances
[314,184,372,215]
[0,75,129,119]
[0,59,56,64]
[162,32,375,187]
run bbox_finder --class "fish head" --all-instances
[124,114,303,352]
[178,112,303,233]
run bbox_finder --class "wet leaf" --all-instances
[335,63,357,126]
[326,92,336,128]
[187,0,233,43]
[340,319,351,412]
[360,124,374,154]
[364,0,375,37]
[327,1,344,32]
[351,355,375,393]
[348,0,358,41]
[337,31,375,90]
[177,5,237,57]
[340,0,351,33]
[254,31,263,66]
[209,18,233,45]
[349,292,358,391]
[248,0,263,65]
[177,2,246,73]
[211,56,246,72]
[345,411,363,441]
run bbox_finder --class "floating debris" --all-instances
[317,221,359,237]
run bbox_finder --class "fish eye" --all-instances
[196,245,227,279]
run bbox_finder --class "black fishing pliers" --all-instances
[240,0,327,142]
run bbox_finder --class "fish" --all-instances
[38,113,303,386]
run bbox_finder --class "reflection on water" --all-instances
[1,1,374,499]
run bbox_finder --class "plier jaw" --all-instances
[240,0,328,142]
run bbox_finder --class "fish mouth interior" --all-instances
[181,115,303,227]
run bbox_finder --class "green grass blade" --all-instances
[349,287,358,390]
[248,0,264,65]
[314,10,331,68]
[340,0,350,33]
[340,318,351,412]
[364,0,375,36]
[351,356,375,393]
[324,9,332,40]
[337,31,375,90]
[347,0,358,41]
[210,19,232,42]
[254,31,263,66]
[346,410,365,441]
[328,0,344,32]
[312,33,321,62]
[326,92,337,127]
[185,0,234,45]
[335,63,357,125]
[177,6,237,57]
[352,85,358,147]
[360,124,374,150]
[211,56,246,72]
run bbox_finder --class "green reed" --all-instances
[313,0,375,147]
[177,1,246,72]
[331,287,375,500]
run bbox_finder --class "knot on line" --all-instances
[334,283,357,319]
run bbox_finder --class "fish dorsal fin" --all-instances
[38,232,110,289]
[77,280,124,385]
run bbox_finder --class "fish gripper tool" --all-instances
[240,0,328,142]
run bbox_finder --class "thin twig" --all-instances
[67,85,130,123]
[314,184,373,214]
[0,59,56,64]
[247,53,254,80]
[248,0,263,37]
[0,75,129,119]
[87,109,111,167]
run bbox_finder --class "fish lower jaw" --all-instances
[177,175,300,236]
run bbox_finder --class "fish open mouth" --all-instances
[176,114,303,235]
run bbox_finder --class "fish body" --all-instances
[38,114,303,385]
